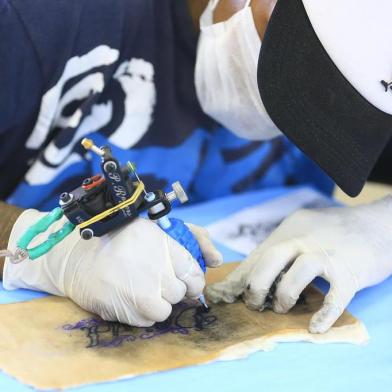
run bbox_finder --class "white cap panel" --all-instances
[302,0,392,115]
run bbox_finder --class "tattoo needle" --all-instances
[198,294,209,310]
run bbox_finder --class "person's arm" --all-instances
[0,202,23,279]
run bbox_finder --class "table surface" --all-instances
[1,185,392,392]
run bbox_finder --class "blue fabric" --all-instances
[7,127,334,211]
[1,186,391,391]
[1,0,333,210]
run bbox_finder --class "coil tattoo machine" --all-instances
[5,138,208,307]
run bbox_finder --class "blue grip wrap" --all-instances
[161,218,206,273]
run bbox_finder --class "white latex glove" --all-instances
[4,210,222,326]
[207,196,392,333]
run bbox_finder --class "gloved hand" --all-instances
[4,210,222,326]
[207,196,392,333]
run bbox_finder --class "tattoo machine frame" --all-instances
[6,139,208,306]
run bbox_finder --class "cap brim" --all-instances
[258,0,392,196]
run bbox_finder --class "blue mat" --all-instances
[1,186,391,391]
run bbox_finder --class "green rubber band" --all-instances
[17,208,76,260]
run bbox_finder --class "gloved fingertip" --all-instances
[207,250,224,268]
[273,295,297,314]
[131,319,155,328]
[272,301,289,314]
[205,282,237,304]
[186,268,206,299]
[243,286,269,311]
[244,295,266,311]
[152,305,172,323]
[308,303,342,334]
[308,321,329,334]
[204,290,220,304]
[186,291,204,302]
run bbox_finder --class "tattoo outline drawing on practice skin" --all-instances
[63,302,217,348]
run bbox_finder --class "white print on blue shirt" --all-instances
[25,45,156,186]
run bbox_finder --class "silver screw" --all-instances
[166,181,188,204]
[81,228,94,240]
[103,161,117,173]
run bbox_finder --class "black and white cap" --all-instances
[258,0,392,196]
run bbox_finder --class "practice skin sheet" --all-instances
[0,262,367,390]
[1,186,391,392]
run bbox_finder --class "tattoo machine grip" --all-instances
[160,218,206,273]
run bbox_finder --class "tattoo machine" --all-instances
[6,138,208,308]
